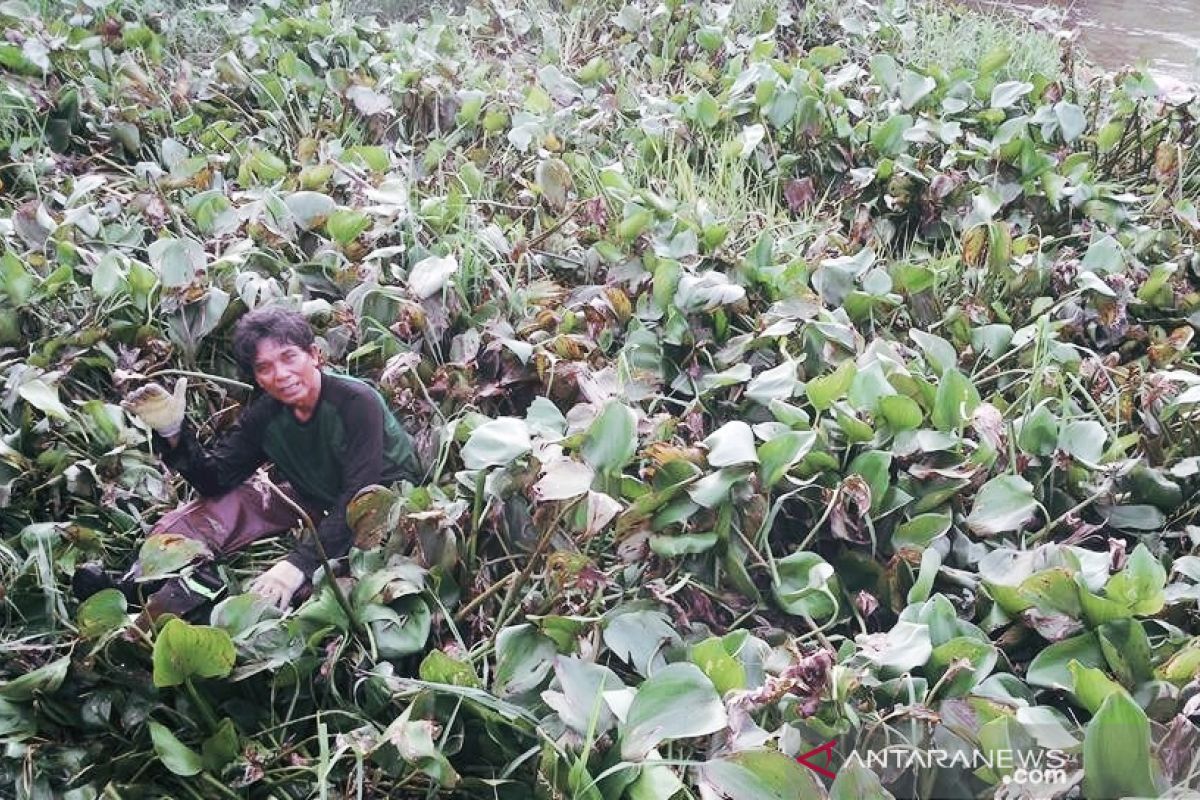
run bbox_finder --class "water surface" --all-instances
[966,0,1200,84]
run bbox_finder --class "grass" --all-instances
[901,0,1065,82]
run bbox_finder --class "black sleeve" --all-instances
[285,389,385,576]
[154,400,268,497]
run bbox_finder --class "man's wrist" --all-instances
[157,421,183,439]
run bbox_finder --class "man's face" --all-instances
[252,338,322,409]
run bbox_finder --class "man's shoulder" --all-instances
[322,372,386,409]
[241,391,284,424]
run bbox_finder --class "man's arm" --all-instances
[154,402,268,497]
[284,390,385,576]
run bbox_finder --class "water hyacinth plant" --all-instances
[1,0,1200,797]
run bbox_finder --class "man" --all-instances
[77,306,421,618]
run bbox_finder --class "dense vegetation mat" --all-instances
[1,0,1199,796]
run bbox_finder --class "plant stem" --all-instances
[453,571,516,622]
[184,676,220,733]
[200,771,244,800]
[148,368,254,390]
[262,476,364,639]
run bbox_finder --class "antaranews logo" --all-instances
[796,741,1072,789]
[795,739,838,779]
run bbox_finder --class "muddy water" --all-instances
[966,0,1200,85]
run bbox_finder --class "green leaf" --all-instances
[649,532,717,556]
[1156,638,1200,685]
[686,466,751,509]
[1058,419,1106,464]
[0,250,35,305]
[898,70,935,110]
[1104,544,1166,615]
[1019,567,1081,616]
[848,362,896,413]
[703,421,759,467]
[1096,120,1123,152]
[1068,660,1124,714]
[138,533,213,580]
[966,475,1037,536]
[461,417,531,470]
[325,209,371,245]
[209,593,272,638]
[989,81,1032,108]
[746,361,798,404]
[871,114,913,156]
[757,431,816,488]
[149,720,203,776]
[690,637,746,695]
[582,402,638,474]
[692,89,719,128]
[603,607,680,677]
[830,756,896,799]
[870,54,900,89]
[861,621,932,672]
[492,624,556,699]
[1078,580,1134,627]
[148,237,205,288]
[628,755,685,800]
[1014,705,1079,750]
[1055,101,1086,143]
[931,368,979,432]
[91,252,126,298]
[1097,618,1153,686]
[806,360,856,411]
[621,207,654,242]
[1081,235,1124,274]
[0,656,70,700]
[836,410,874,442]
[341,145,390,172]
[167,287,230,358]
[201,718,240,773]
[1082,691,1159,799]
[381,704,460,787]
[17,378,70,421]
[773,551,839,622]
[928,635,997,696]
[152,619,236,687]
[620,663,726,761]
[879,395,923,431]
[964,326,1012,362]
[360,596,431,658]
[1016,402,1059,456]
[910,329,957,375]
[1101,503,1166,532]
[1128,466,1183,511]
[77,589,128,639]
[246,148,286,182]
[907,548,941,605]
[405,253,456,299]
[893,514,951,551]
[700,750,824,800]
[284,191,335,231]
[1026,632,1105,690]
[542,656,623,735]
[847,450,891,512]
[766,88,799,129]
[419,650,482,688]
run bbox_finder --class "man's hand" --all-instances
[123,378,188,437]
[248,561,306,610]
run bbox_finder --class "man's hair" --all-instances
[231,307,316,376]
